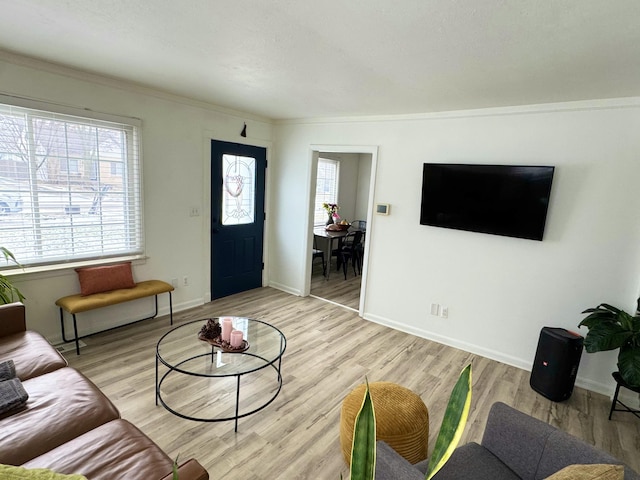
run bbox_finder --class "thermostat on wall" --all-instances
[376,203,390,215]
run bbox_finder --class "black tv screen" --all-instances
[420,164,555,241]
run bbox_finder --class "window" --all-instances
[222,154,256,226]
[0,100,143,270]
[314,158,339,226]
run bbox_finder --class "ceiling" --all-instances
[0,1,639,120]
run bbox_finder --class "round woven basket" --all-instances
[339,381,429,465]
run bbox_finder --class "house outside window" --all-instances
[0,100,143,270]
[314,158,339,226]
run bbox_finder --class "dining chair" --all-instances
[312,236,326,276]
[351,219,367,231]
[337,230,363,280]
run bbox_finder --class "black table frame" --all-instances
[155,318,286,432]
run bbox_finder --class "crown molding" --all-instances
[276,97,640,126]
[0,48,273,124]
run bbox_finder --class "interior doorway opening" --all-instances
[304,146,378,315]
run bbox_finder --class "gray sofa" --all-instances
[375,402,639,480]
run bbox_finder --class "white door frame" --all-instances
[303,144,378,316]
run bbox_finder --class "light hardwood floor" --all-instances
[64,287,640,479]
[310,253,361,310]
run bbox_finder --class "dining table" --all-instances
[313,226,364,280]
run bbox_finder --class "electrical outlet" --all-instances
[441,307,449,318]
[182,276,189,286]
[189,207,200,217]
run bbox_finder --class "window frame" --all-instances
[0,95,144,274]
[314,157,340,226]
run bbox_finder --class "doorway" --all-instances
[306,146,378,314]
[210,140,266,299]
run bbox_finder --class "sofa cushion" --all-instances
[0,367,120,465]
[76,262,135,296]
[482,402,556,480]
[432,442,521,480]
[0,331,67,380]
[23,419,173,480]
[375,441,425,480]
[536,429,634,480]
[544,463,623,480]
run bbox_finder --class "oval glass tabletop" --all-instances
[156,317,286,377]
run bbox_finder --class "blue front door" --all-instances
[210,140,266,299]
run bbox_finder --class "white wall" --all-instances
[0,54,273,342]
[2,51,639,400]
[354,154,372,222]
[272,101,640,397]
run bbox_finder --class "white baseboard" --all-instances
[269,282,302,296]
[362,311,628,401]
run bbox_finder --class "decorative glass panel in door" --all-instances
[222,154,255,226]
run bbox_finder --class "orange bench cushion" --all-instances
[55,280,173,314]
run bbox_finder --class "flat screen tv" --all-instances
[420,163,555,241]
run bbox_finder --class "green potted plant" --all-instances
[579,301,640,388]
[349,364,472,480]
[0,247,25,304]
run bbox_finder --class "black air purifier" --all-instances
[530,327,583,402]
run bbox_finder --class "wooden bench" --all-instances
[56,280,174,355]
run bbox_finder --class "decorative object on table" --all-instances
[323,202,340,225]
[348,364,472,480]
[578,300,640,388]
[326,221,350,232]
[221,317,233,342]
[0,247,25,304]
[197,318,250,352]
[198,318,222,339]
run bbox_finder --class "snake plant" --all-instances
[349,364,472,480]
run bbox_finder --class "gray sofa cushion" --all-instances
[482,402,556,480]
[535,428,639,480]
[375,441,424,480]
[433,442,521,480]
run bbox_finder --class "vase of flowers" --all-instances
[323,203,340,225]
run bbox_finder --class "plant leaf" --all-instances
[583,323,630,352]
[600,303,623,314]
[172,455,179,480]
[579,311,617,328]
[618,346,640,388]
[350,380,376,480]
[425,364,472,480]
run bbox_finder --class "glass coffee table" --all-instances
[155,317,286,431]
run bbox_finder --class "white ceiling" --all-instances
[0,0,639,120]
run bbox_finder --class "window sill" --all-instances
[1,255,148,280]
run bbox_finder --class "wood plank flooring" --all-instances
[63,287,640,479]
[310,254,361,310]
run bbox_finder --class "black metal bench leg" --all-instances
[72,313,80,355]
[169,291,173,325]
[60,308,69,343]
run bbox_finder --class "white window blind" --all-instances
[0,101,143,269]
[314,158,339,226]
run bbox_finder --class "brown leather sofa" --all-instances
[0,302,208,480]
